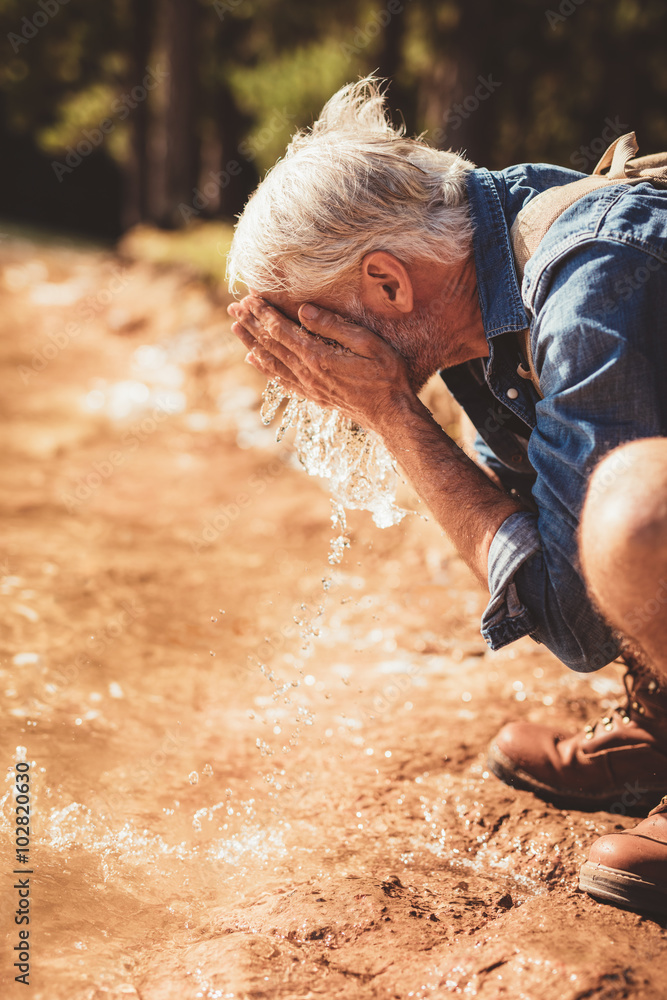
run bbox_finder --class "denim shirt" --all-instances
[440,164,667,673]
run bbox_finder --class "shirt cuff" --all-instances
[480,510,541,650]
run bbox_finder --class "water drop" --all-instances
[188,771,199,785]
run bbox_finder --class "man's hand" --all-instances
[227,295,414,435]
[228,293,527,589]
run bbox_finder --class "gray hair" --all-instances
[227,76,475,301]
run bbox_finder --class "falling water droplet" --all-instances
[202,764,214,777]
[189,771,199,785]
[328,501,350,565]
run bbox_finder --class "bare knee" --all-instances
[580,438,667,604]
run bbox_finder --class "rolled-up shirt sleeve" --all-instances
[481,509,621,673]
[481,510,540,647]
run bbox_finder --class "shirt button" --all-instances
[506,387,519,400]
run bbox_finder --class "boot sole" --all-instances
[487,743,662,813]
[579,861,667,916]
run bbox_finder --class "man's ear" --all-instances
[360,251,414,315]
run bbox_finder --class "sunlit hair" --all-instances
[227,76,475,301]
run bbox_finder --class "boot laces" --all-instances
[583,662,660,740]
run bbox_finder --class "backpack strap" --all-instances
[516,327,544,398]
[510,132,667,398]
[511,173,611,283]
[593,131,639,178]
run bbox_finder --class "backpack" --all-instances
[510,132,667,398]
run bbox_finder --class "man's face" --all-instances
[344,295,457,391]
[254,288,452,393]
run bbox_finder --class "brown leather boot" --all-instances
[579,795,667,915]
[487,662,667,811]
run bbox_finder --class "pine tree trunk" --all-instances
[122,0,154,228]
[160,0,200,227]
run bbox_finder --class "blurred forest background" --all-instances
[0,0,666,247]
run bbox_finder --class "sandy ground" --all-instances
[0,234,666,999]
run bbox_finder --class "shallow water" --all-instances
[1,239,666,1000]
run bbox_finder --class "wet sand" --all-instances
[1,235,666,999]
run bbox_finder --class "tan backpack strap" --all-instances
[593,132,667,187]
[629,152,667,173]
[593,131,639,177]
[510,175,609,281]
[516,328,544,400]
[624,156,667,186]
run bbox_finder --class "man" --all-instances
[227,77,667,915]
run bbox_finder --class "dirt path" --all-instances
[0,234,665,999]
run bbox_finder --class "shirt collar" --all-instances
[465,168,529,340]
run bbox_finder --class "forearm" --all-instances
[376,393,528,587]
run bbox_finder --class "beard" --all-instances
[344,295,458,393]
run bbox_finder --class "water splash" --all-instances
[260,381,408,534]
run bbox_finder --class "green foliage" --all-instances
[228,38,356,173]
[36,82,129,159]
